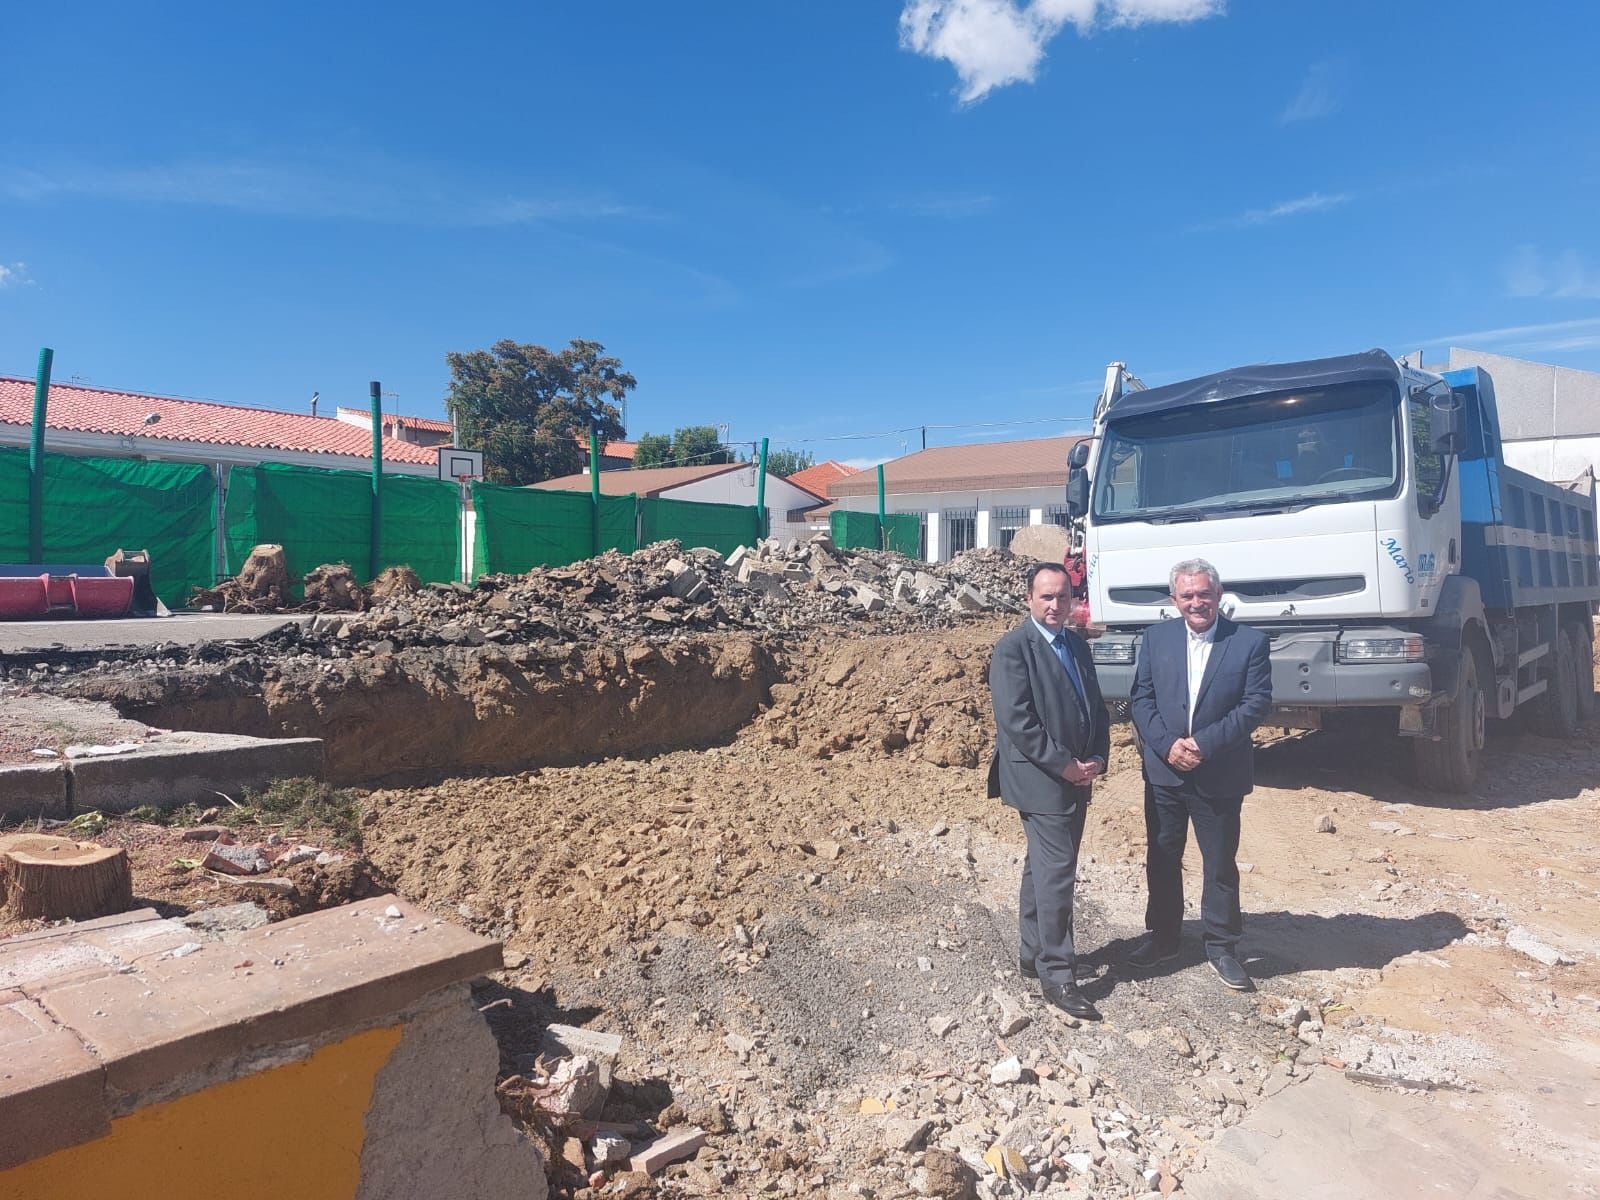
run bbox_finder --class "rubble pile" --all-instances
[288,535,1023,657]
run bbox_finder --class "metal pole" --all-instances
[756,437,769,540]
[369,380,382,579]
[877,462,887,550]
[589,426,602,556]
[28,347,53,563]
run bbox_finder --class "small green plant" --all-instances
[239,778,365,849]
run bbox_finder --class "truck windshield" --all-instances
[1092,380,1400,522]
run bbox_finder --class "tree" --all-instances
[444,339,633,485]
[628,425,734,468]
[671,425,733,467]
[765,448,814,478]
[633,433,672,468]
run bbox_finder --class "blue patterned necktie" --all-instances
[1052,632,1090,724]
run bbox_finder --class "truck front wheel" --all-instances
[1414,649,1484,793]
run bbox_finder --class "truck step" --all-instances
[1517,680,1549,705]
[1517,643,1551,668]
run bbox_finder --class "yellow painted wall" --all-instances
[3,1025,402,1200]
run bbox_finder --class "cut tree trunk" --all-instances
[0,834,133,921]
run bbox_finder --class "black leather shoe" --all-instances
[1209,954,1253,991]
[1126,935,1180,969]
[1019,959,1038,980]
[1041,981,1101,1021]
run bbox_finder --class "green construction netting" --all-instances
[0,447,215,608]
[641,495,760,557]
[829,509,920,557]
[225,463,458,587]
[472,484,597,575]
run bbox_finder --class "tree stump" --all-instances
[238,543,290,602]
[0,834,133,921]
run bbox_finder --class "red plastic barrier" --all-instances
[69,576,136,618]
[0,576,51,619]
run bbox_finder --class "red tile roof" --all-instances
[785,460,859,498]
[0,377,439,465]
[533,462,745,497]
[568,435,637,460]
[827,435,1085,497]
[337,406,454,435]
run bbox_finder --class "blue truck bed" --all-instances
[1447,366,1600,610]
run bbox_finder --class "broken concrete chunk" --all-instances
[545,1055,606,1118]
[628,1127,706,1174]
[995,991,1031,1037]
[989,1056,1023,1085]
[541,1023,624,1090]
[1506,926,1574,966]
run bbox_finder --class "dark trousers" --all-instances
[1018,804,1089,986]
[1144,782,1243,959]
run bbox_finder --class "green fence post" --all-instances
[369,380,383,580]
[756,437,769,541]
[28,347,53,563]
[876,463,887,551]
[589,426,602,557]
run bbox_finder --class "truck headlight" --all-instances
[1337,635,1424,663]
[1091,640,1136,665]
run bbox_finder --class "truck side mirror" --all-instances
[1068,441,1091,470]
[1430,392,1464,454]
[1065,469,1089,518]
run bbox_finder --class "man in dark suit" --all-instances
[988,561,1112,1020]
[1128,559,1272,991]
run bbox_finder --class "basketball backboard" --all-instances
[437,447,485,481]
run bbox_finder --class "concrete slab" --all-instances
[0,991,111,1169]
[1184,1067,1568,1200]
[0,612,312,655]
[68,730,324,813]
[0,760,69,820]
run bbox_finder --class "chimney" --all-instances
[310,391,320,417]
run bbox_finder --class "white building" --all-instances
[1444,347,1600,483]
[827,435,1084,562]
[535,462,826,543]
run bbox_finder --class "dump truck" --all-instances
[1065,349,1600,791]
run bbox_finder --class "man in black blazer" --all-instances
[988,562,1112,1020]
[1128,559,1272,991]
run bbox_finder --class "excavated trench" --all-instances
[67,636,784,784]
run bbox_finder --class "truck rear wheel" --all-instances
[1414,649,1484,793]
[1565,621,1595,723]
[1529,630,1579,738]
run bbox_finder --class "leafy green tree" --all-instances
[444,338,632,485]
[671,425,733,467]
[632,432,673,468]
[628,425,734,468]
[765,448,815,477]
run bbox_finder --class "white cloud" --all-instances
[899,0,1224,103]
[1415,316,1600,355]
[841,455,894,470]
[1189,191,1348,232]
[0,262,32,288]
[4,159,641,228]
[1280,60,1342,124]
[1505,245,1600,300]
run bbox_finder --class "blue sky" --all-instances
[4,1,1599,467]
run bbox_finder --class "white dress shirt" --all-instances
[1186,620,1216,734]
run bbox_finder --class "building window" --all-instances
[944,508,977,558]
[1046,505,1073,528]
[993,506,1028,550]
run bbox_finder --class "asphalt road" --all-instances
[0,613,313,655]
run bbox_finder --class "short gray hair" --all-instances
[1170,558,1222,594]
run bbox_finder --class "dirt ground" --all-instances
[10,621,1599,1198]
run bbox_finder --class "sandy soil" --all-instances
[10,623,1598,1198]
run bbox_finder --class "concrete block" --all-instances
[0,992,112,1170]
[726,545,749,570]
[629,1126,705,1174]
[668,568,703,599]
[69,732,324,814]
[540,1023,623,1090]
[0,761,70,820]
